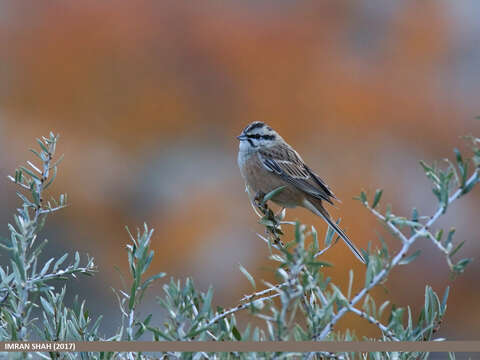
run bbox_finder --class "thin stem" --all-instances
[38,205,67,215]
[205,292,280,329]
[239,280,288,303]
[368,207,409,245]
[27,265,95,286]
[127,307,135,341]
[33,141,53,223]
[425,232,454,270]
[347,306,398,341]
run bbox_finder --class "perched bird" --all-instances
[237,121,366,264]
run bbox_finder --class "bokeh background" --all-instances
[1,0,479,342]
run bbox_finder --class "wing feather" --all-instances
[305,165,336,199]
[258,146,335,204]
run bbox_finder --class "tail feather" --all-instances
[303,199,366,264]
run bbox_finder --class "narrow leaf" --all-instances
[453,148,463,165]
[449,241,465,257]
[40,258,55,277]
[441,287,449,313]
[20,166,40,181]
[239,264,256,289]
[445,228,455,249]
[29,148,45,161]
[372,189,383,209]
[453,258,472,274]
[200,287,213,315]
[53,253,68,272]
[36,138,49,153]
[399,250,421,265]
[347,269,354,300]
[232,326,242,341]
[40,297,55,317]
[43,166,57,190]
[262,186,287,204]
[16,192,33,206]
[360,190,367,204]
[378,301,390,318]
[129,282,137,310]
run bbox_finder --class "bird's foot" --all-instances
[253,191,266,208]
[253,191,285,246]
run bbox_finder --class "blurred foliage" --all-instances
[1,131,478,359]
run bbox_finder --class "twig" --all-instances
[257,232,283,252]
[38,205,67,215]
[240,280,289,303]
[347,306,398,341]
[368,207,409,244]
[314,239,337,259]
[32,139,53,223]
[205,292,280,329]
[425,232,454,270]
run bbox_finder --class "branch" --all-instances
[313,169,479,342]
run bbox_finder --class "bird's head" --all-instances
[237,122,282,150]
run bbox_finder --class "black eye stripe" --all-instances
[246,134,275,140]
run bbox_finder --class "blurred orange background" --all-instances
[1,1,479,340]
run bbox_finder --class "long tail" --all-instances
[303,199,366,264]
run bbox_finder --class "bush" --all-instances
[1,131,479,359]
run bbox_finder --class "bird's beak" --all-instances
[237,134,247,141]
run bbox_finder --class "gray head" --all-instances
[237,122,281,149]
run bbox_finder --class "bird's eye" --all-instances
[246,134,274,140]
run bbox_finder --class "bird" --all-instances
[237,121,366,264]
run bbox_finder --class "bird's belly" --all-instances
[239,153,302,208]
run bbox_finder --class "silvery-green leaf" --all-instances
[441,286,449,314]
[372,189,383,209]
[262,186,287,204]
[449,241,465,257]
[399,250,421,265]
[239,264,256,289]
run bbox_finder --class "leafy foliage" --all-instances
[1,132,479,359]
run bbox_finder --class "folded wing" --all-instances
[258,146,336,205]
